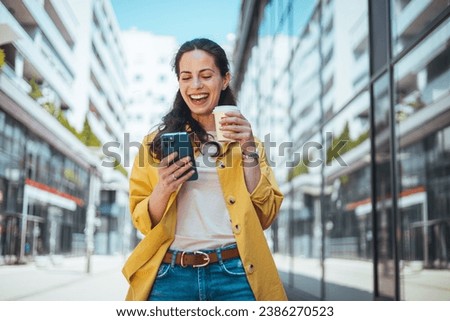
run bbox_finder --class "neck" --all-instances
[193,113,215,131]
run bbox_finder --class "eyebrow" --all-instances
[180,68,216,74]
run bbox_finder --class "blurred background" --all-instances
[0,0,449,301]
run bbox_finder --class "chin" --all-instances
[189,104,215,115]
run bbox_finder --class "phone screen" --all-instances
[161,132,198,181]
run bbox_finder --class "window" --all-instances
[394,18,450,300]
[391,0,449,55]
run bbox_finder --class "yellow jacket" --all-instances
[122,132,287,300]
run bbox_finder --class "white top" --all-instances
[170,137,235,251]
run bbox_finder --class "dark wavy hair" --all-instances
[149,38,237,159]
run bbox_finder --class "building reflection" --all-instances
[233,0,450,300]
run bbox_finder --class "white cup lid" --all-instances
[213,105,239,113]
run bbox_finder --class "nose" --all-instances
[192,77,203,89]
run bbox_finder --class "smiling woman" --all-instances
[150,38,237,159]
[123,38,286,301]
[178,49,231,126]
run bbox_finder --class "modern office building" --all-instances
[0,0,130,264]
[233,0,450,300]
[121,29,178,171]
[68,0,130,256]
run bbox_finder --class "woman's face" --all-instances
[178,49,230,118]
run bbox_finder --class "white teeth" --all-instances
[190,94,208,99]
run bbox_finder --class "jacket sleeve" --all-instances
[129,136,156,235]
[249,140,284,230]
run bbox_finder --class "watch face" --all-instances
[202,141,221,157]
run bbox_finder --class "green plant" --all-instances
[29,78,43,100]
[29,82,105,152]
[79,116,101,147]
[287,158,309,181]
[42,101,58,117]
[327,122,350,165]
[0,48,5,69]
[56,109,80,139]
[326,122,369,165]
[64,168,80,185]
[114,159,128,178]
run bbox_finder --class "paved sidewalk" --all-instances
[0,255,129,301]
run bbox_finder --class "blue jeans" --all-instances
[148,244,255,301]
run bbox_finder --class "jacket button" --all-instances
[247,264,255,274]
[228,196,236,204]
[233,224,241,234]
[219,161,226,168]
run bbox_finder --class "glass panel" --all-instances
[373,73,396,299]
[0,110,5,151]
[323,91,372,300]
[330,0,369,111]
[369,0,389,74]
[291,133,323,299]
[391,0,449,56]
[394,17,450,300]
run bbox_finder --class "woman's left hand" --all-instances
[219,110,255,148]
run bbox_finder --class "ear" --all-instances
[222,72,231,90]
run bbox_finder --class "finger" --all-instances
[223,131,253,141]
[175,156,191,167]
[219,116,242,125]
[173,161,193,178]
[224,111,242,118]
[220,124,250,132]
[221,116,250,128]
[160,151,178,167]
[166,156,190,173]
[168,164,194,185]
[176,169,196,184]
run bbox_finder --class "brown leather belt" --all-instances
[162,247,240,268]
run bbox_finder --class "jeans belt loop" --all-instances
[170,250,178,267]
[216,247,223,264]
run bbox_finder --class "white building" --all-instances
[69,0,131,256]
[0,0,131,262]
[121,29,178,169]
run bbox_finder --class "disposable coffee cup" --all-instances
[213,105,239,141]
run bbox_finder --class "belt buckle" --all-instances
[180,251,188,268]
[193,250,210,268]
[180,250,210,268]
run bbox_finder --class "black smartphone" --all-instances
[161,132,198,181]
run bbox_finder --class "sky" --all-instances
[110,0,241,46]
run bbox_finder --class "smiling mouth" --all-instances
[189,93,209,103]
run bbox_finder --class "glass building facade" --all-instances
[0,0,132,264]
[0,109,91,263]
[233,0,450,300]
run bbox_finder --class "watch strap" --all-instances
[242,151,259,160]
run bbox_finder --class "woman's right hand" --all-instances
[148,151,194,225]
[156,151,195,194]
